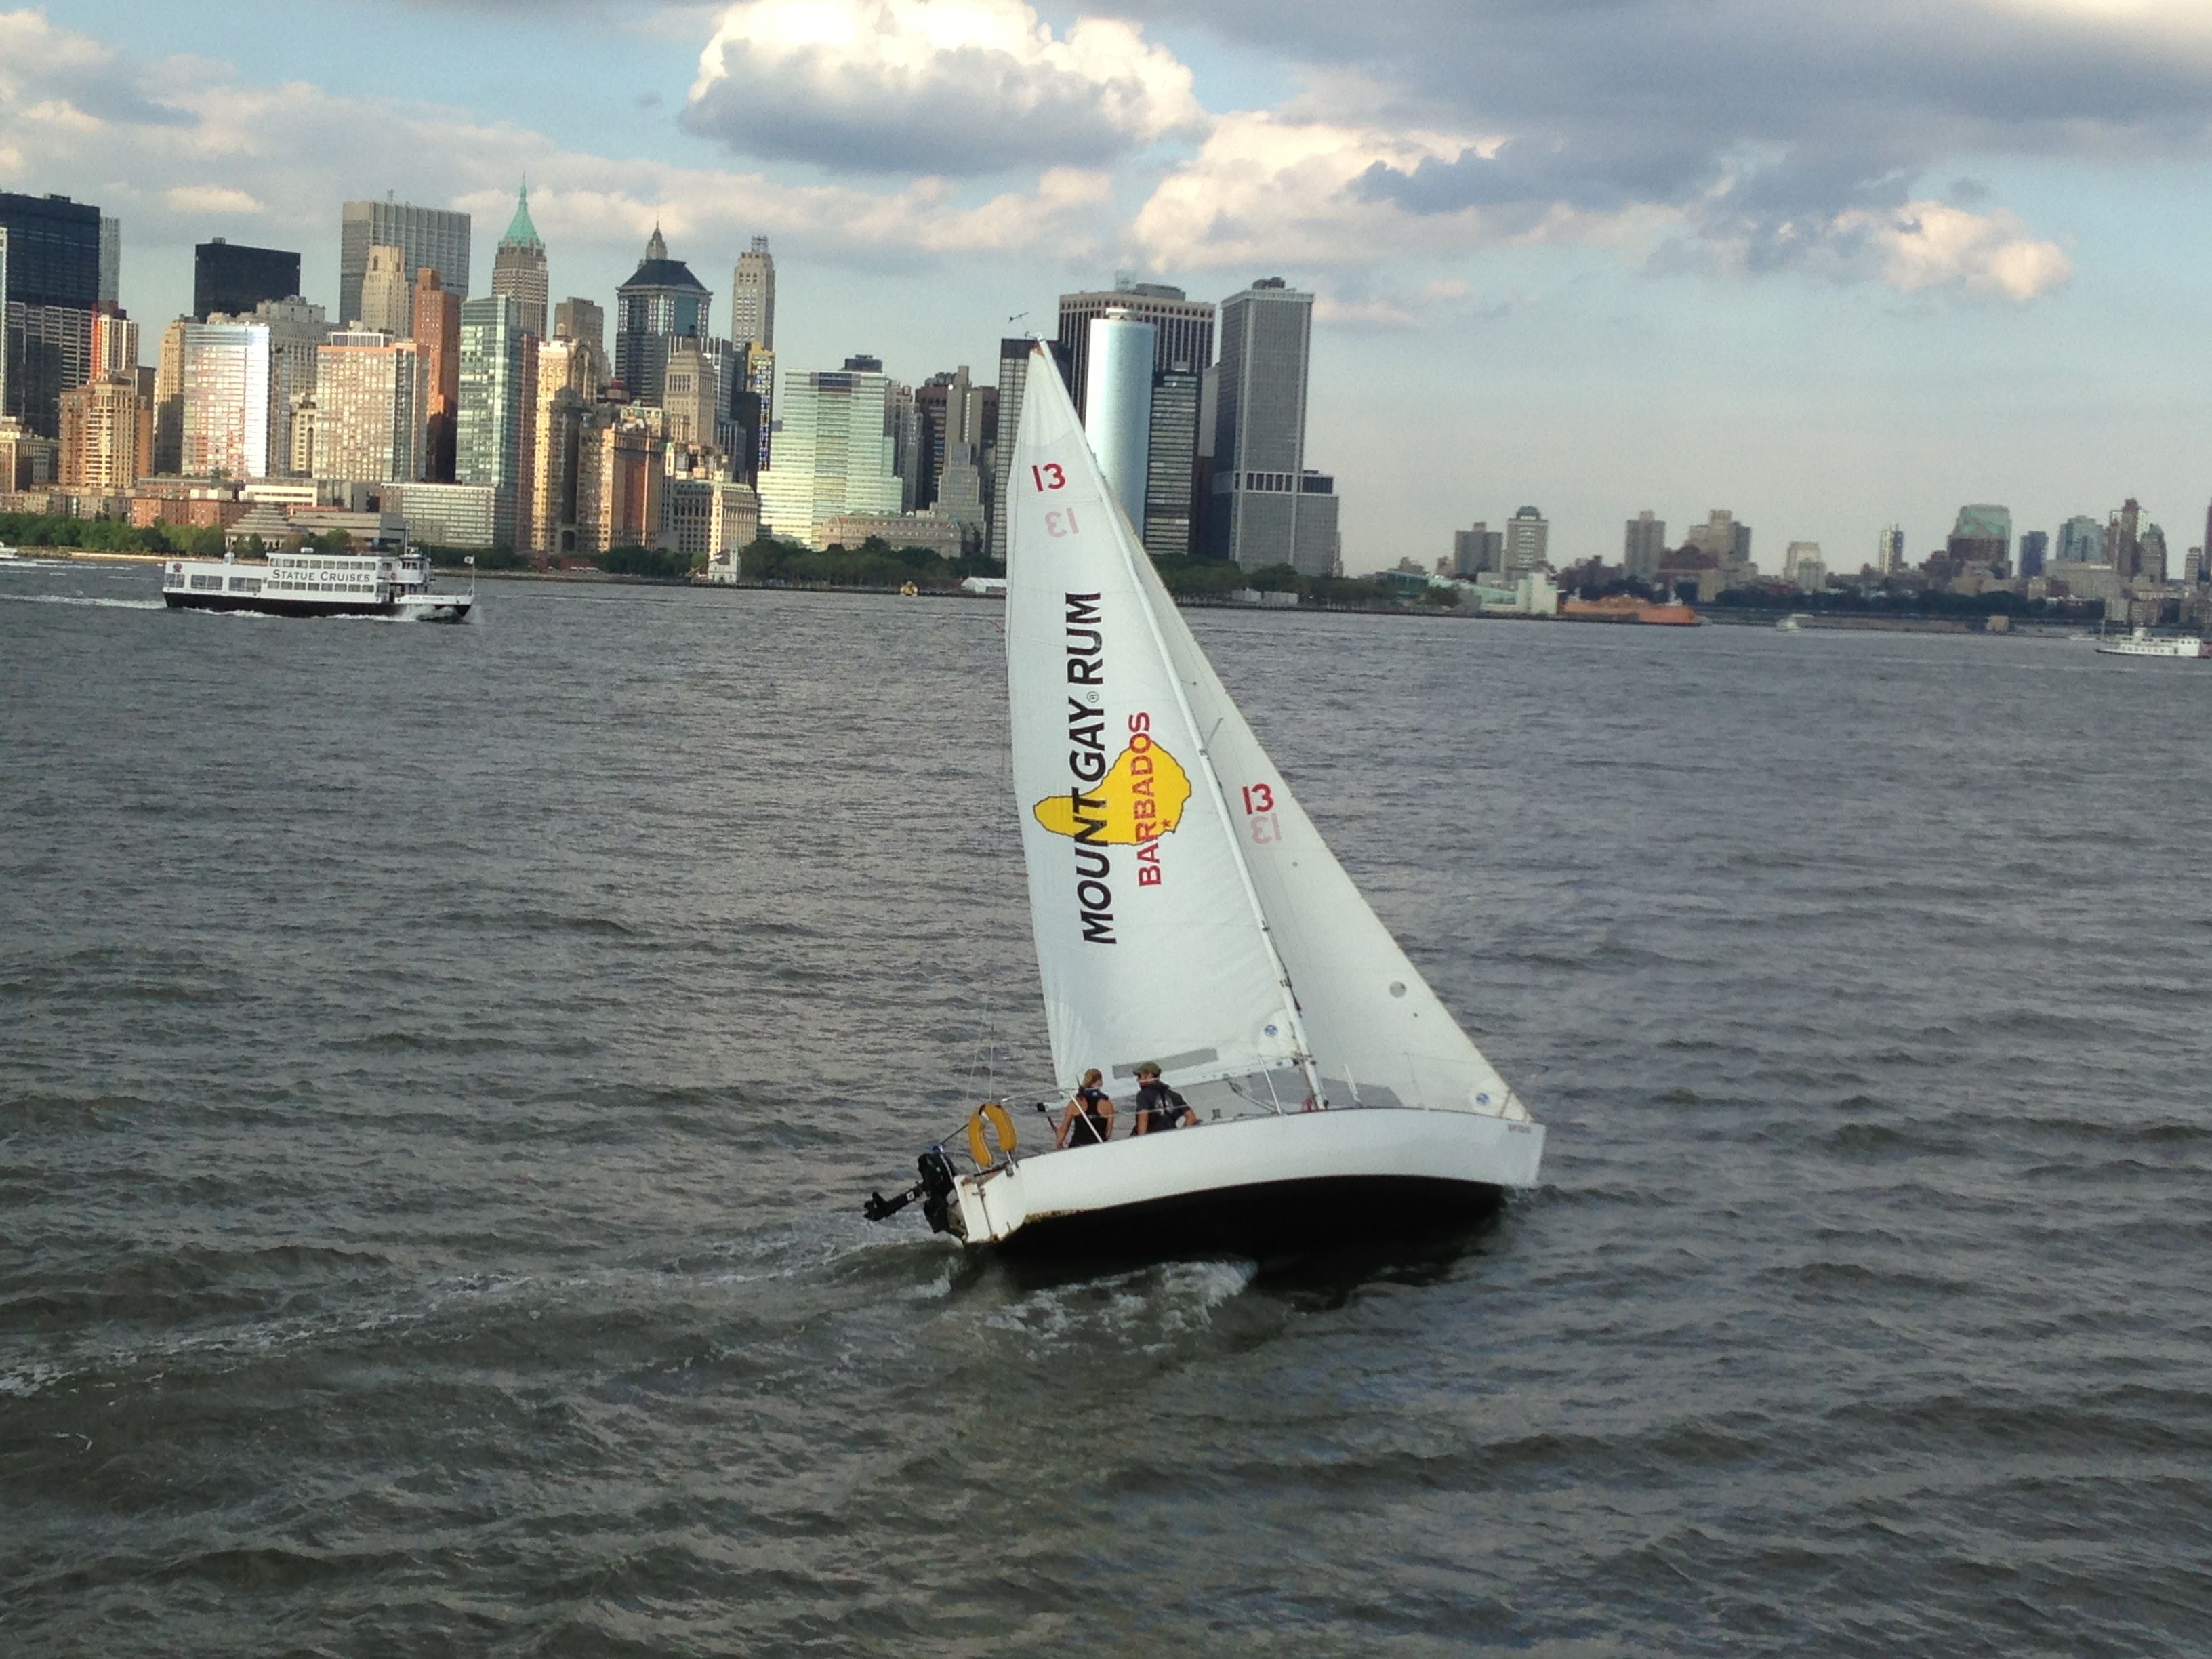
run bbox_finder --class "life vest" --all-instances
[1066,1088,1110,1145]
[1135,1081,1188,1133]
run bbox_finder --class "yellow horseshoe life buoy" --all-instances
[966,1101,1018,1168]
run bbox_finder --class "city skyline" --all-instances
[6,3,2212,572]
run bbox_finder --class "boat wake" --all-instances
[0,592,166,611]
[981,1256,1257,1350]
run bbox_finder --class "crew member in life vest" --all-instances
[1057,1069,1115,1148]
[1130,1063,1200,1134]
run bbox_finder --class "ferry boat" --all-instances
[2093,626,2207,659]
[1559,594,1702,626]
[161,549,474,622]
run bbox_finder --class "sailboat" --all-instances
[865,345,1544,1254]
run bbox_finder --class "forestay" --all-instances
[1006,346,1305,1095]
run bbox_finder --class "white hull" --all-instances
[948,1107,1544,1252]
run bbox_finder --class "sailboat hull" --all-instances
[948,1107,1543,1257]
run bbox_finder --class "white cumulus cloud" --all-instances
[1132,112,1493,271]
[684,0,1204,174]
[164,184,264,215]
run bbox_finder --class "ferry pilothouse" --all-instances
[161,548,474,623]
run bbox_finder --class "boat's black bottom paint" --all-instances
[983,1174,1507,1261]
[163,594,470,621]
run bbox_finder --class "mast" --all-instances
[1078,353,1327,1109]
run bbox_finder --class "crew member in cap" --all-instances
[1130,1062,1200,1135]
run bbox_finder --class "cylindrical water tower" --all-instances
[1084,308,1155,537]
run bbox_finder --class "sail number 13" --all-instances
[1241,783,1280,844]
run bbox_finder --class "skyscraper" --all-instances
[91,306,138,380]
[59,373,147,491]
[1624,510,1667,578]
[194,239,300,323]
[743,344,774,479]
[755,362,903,547]
[1947,504,2011,571]
[1875,525,1906,574]
[554,298,604,352]
[356,246,411,335]
[152,317,188,475]
[1209,278,1337,575]
[933,363,988,541]
[2138,522,2169,584]
[457,294,535,548]
[2055,514,2103,565]
[1504,507,1549,574]
[1054,280,1214,419]
[340,199,470,339]
[1,190,101,439]
[575,407,665,554]
[1142,362,1200,561]
[2018,529,2049,579]
[529,333,606,556]
[729,234,775,348]
[412,268,461,483]
[2104,498,2143,578]
[1452,524,1502,576]
[180,319,275,478]
[661,344,724,448]
[1685,509,1753,567]
[490,186,548,339]
[1086,310,1155,535]
[98,216,120,308]
[615,227,710,407]
[312,330,426,483]
[230,296,331,479]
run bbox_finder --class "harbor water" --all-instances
[4,560,2209,1655]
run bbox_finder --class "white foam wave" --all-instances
[982,1256,1258,1348]
[0,592,165,610]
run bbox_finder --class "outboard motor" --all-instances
[863,1146,960,1235]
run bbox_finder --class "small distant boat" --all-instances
[0,543,20,560]
[2093,626,2207,659]
[899,580,920,597]
[162,549,474,622]
[1776,614,1805,632]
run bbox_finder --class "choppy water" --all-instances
[4,559,2209,1656]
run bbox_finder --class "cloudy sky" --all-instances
[7,0,2212,571]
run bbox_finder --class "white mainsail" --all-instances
[1006,347,1305,1095]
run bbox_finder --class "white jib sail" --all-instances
[1153,617,1529,1120]
[1007,346,1305,1096]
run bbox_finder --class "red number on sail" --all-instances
[1242,783,1275,815]
[1046,509,1080,538]
[1031,463,1067,491]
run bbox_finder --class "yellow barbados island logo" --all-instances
[1034,716,1192,874]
